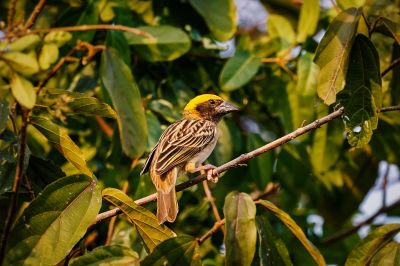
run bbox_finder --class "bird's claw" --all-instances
[201,164,218,183]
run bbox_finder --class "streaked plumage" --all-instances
[141,94,238,224]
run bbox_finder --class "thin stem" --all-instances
[203,181,225,234]
[95,117,114,138]
[24,0,46,30]
[7,0,17,36]
[198,219,226,244]
[322,198,400,244]
[381,57,400,77]
[380,105,400,112]
[0,109,29,264]
[382,164,390,208]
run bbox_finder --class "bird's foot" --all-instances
[200,164,219,183]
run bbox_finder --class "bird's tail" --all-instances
[157,187,178,224]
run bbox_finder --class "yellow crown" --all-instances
[184,94,223,112]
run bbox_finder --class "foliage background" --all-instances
[0,0,400,265]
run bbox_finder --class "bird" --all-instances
[140,94,239,224]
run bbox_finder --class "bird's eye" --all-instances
[208,99,216,105]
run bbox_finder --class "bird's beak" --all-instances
[217,101,239,114]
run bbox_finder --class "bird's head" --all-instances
[183,94,239,122]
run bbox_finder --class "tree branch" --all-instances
[24,0,46,30]
[95,107,345,224]
[381,57,400,77]
[7,0,17,36]
[0,109,29,264]
[322,198,400,244]
[380,105,400,113]
[203,181,225,234]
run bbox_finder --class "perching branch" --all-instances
[24,0,46,30]
[95,107,345,224]
[322,198,400,244]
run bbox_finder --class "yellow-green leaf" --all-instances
[11,73,37,109]
[44,31,73,47]
[297,0,320,43]
[102,188,175,253]
[257,200,326,266]
[69,245,139,266]
[8,35,41,52]
[39,43,59,70]
[30,115,93,177]
[2,52,39,76]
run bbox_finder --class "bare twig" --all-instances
[380,105,400,113]
[381,57,400,77]
[24,0,46,30]
[198,219,226,244]
[203,181,225,234]
[95,117,114,138]
[7,0,17,36]
[323,198,400,244]
[0,109,29,264]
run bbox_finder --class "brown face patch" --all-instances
[195,99,224,122]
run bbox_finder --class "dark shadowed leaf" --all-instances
[219,51,261,91]
[297,0,320,43]
[124,26,191,62]
[257,200,326,266]
[256,216,294,266]
[224,192,257,266]
[74,0,99,42]
[69,245,140,266]
[102,188,174,253]
[30,115,92,176]
[189,0,237,42]
[370,241,400,266]
[345,224,400,265]
[0,99,9,133]
[338,35,381,148]
[11,73,36,109]
[374,17,400,44]
[141,235,201,266]
[4,175,101,266]
[314,8,362,105]
[101,48,147,158]
[39,89,117,119]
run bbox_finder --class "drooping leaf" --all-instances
[102,188,175,253]
[345,224,400,265]
[39,89,117,119]
[256,216,294,266]
[30,115,93,177]
[314,8,362,105]
[338,35,382,148]
[11,72,37,109]
[124,25,191,62]
[256,200,326,266]
[39,43,59,70]
[374,17,400,44]
[189,0,237,42]
[69,245,140,266]
[4,175,101,266]
[297,0,320,43]
[101,48,147,158]
[0,99,9,133]
[369,241,400,266]
[141,235,201,266]
[2,52,40,76]
[224,192,257,266]
[219,51,261,91]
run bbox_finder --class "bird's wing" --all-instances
[154,119,217,175]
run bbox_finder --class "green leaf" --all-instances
[141,235,201,266]
[297,52,319,97]
[11,72,37,109]
[124,25,191,62]
[375,17,400,44]
[339,35,382,148]
[39,43,59,70]
[101,48,147,158]
[267,14,295,55]
[7,35,41,51]
[30,115,93,177]
[224,192,257,266]
[370,241,400,266]
[2,52,39,76]
[256,200,326,266]
[74,0,99,42]
[39,89,117,119]
[4,175,101,266]
[102,188,175,253]
[314,8,362,105]
[0,99,9,133]
[69,245,140,266]
[44,31,73,47]
[189,0,237,42]
[297,0,320,43]
[219,51,261,91]
[256,216,294,266]
[345,224,400,265]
